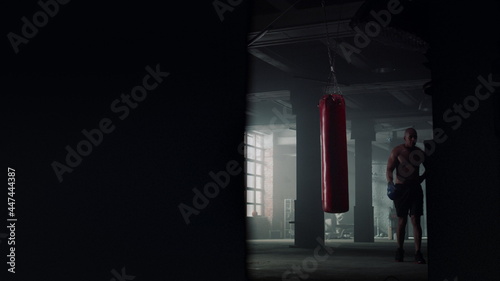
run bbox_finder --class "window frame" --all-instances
[245,132,265,217]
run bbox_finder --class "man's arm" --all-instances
[418,148,427,183]
[386,149,397,183]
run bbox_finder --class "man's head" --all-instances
[404,128,418,147]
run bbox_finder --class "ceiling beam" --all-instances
[247,47,314,77]
[248,20,354,49]
[348,111,432,122]
[389,90,419,106]
[247,48,296,73]
[340,79,429,95]
[319,38,371,70]
[248,90,290,102]
[343,96,363,110]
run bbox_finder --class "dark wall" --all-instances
[427,1,500,280]
[4,1,249,280]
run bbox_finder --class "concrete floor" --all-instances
[247,238,428,281]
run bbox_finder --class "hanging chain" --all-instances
[322,0,342,95]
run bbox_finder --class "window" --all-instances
[245,132,264,216]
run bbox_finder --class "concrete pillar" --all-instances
[291,82,324,248]
[351,119,375,242]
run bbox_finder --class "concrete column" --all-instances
[351,119,375,242]
[290,82,324,248]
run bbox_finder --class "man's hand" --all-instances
[418,171,427,184]
[387,181,397,200]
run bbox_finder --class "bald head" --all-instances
[405,128,417,136]
[404,128,417,147]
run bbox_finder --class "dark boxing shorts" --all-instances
[394,182,424,217]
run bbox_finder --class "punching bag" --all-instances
[319,94,349,213]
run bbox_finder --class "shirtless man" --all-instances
[386,128,426,264]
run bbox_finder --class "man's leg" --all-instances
[411,215,426,263]
[410,185,426,264]
[397,216,407,249]
[410,215,422,253]
[395,216,407,261]
[411,210,426,264]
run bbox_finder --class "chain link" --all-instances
[322,0,342,95]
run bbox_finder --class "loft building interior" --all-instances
[242,0,498,280]
[5,1,499,280]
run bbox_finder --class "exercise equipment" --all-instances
[319,94,349,213]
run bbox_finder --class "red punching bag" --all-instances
[319,94,349,213]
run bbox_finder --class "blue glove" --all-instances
[387,182,398,200]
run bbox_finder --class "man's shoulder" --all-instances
[391,144,405,153]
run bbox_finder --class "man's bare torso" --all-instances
[392,144,423,184]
